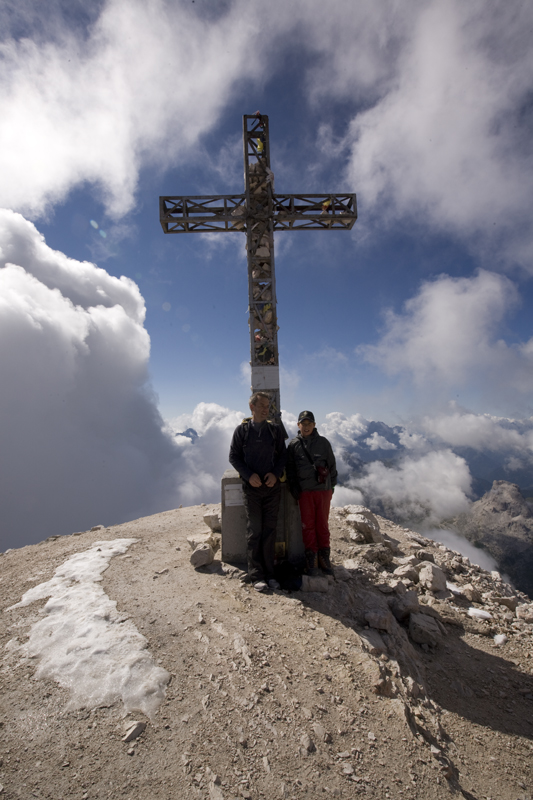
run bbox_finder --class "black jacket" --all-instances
[286,429,337,497]
[229,419,286,484]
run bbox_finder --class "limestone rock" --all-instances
[203,513,221,533]
[362,544,394,566]
[300,733,315,754]
[190,543,215,568]
[453,480,533,596]
[364,605,395,633]
[415,549,434,563]
[301,575,329,593]
[357,628,387,655]
[342,559,359,571]
[122,721,146,742]
[409,613,446,646]
[187,532,220,554]
[417,562,446,593]
[516,603,533,623]
[333,565,351,581]
[344,506,383,543]
[461,583,482,603]
[388,590,420,622]
[495,595,518,611]
[393,564,419,583]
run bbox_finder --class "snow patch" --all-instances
[7,539,169,718]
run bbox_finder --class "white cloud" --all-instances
[355,449,472,523]
[0,0,270,219]
[0,211,183,550]
[365,432,397,451]
[168,402,244,507]
[359,270,533,408]
[345,0,533,266]
[421,407,533,460]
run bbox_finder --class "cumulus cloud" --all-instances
[0,211,183,550]
[0,0,274,218]
[365,433,396,451]
[354,450,472,522]
[169,402,244,507]
[345,0,533,266]
[322,411,473,522]
[359,270,533,410]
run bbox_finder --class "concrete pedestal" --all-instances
[221,469,304,566]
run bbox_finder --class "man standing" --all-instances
[229,392,287,592]
[286,411,337,576]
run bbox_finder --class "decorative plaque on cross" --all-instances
[160,113,357,432]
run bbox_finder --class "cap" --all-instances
[298,410,315,423]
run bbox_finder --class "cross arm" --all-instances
[160,194,247,233]
[271,194,357,230]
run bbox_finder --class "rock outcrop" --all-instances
[454,480,533,596]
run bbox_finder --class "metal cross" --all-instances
[160,113,357,433]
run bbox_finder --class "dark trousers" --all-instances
[299,489,333,552]
[243,482,281,582]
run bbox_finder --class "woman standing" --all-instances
[286,411,337,576]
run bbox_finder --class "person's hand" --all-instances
[264,472,277,488]
[249,473,262,488]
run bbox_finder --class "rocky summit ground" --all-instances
[1,503,533,800]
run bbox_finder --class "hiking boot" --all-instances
[305,549,320,577]
[268,578,281,590]
[253,580,268,592]
[318,547,334,576]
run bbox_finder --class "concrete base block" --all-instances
[221,469,304,565]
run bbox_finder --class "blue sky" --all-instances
[2,0,533,547]
[3,0,531,424]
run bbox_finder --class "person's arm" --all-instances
[229,427,253,482]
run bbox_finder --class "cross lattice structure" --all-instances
[160,113,357,432]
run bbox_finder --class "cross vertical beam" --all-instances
[159,113,357,430]
[243,114,282,427]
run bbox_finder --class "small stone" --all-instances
[333,565,351,581]
[301,575,329,592]
[493,633,508,646]
[300,733,316,753]
[205,767,220,785]
[342,764,354,775]
[190,543,215,568]
[417,562,446,593]
[122,721,146,742]
[461,583,482,603]
[496,596,518,611]
[364,606,394,633]
[344,506,383,543]
[409,613,445,646]
[203,513,222,533]
[393,563,419,582]
[263,756,271,773]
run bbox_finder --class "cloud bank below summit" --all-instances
[1,206,532,551]
[0,210,184,551]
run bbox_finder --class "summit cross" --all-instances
[160,113,357,432]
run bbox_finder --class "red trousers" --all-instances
[298,490,332,552]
